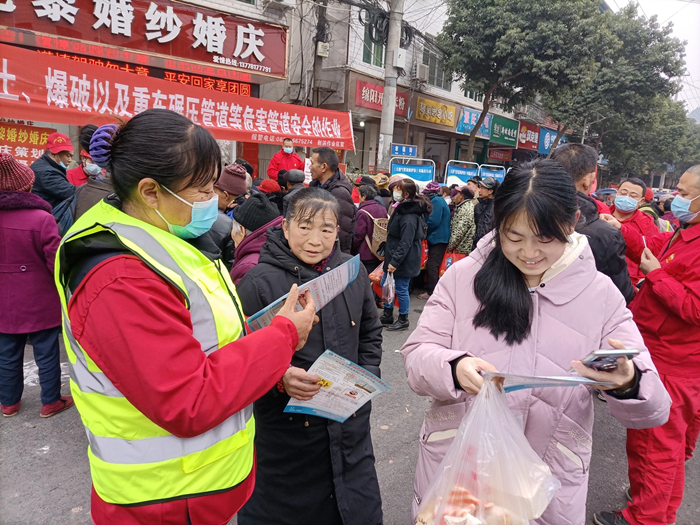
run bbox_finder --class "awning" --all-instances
[0,44,355,150]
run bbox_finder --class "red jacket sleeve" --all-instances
[68,255,298,438]
[266,152,281,177]
[620,223,672,264]
[646,265,700,326]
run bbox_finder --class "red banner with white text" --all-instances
[0,44,354,149]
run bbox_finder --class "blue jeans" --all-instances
[381,273,411,315]
[0,327,62,406]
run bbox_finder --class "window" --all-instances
[363,25,384,67]
[422,48,451,91]
[237,0,255,4]
[465,90,484,102]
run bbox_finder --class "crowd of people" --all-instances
[0,108,698,525]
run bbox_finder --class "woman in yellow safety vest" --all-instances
[54,109,316,525]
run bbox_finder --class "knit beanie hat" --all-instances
[232,193,280,232]
[217,163,247,196]
[260,178,281,194]
[423,181,441,194]
[0,153,35,192]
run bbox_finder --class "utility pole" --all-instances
[377,0,405,170]
[312,0,328,108]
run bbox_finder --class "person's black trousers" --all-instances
[426,243,448,295]
[0,327,62,406]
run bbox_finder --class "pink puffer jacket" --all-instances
[401,234,671,525]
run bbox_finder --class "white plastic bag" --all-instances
[382,273,395,305]
[416,381,561,525]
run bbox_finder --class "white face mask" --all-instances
[393,191,404,202]
[84,162,102,176]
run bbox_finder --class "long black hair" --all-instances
[472,159,579,345]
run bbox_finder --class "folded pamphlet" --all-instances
[285,350,390,423]
[481,371,613,393]
[245,255,361,332]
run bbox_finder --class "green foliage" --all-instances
[438,0,607,157]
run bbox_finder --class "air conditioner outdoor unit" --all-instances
[416,63,429,82]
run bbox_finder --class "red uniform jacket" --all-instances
[622,222,700,377]
[612,206,658,285]
[266,150,304,178]
[68,255,298,525]
[594,198,611,215]
[66,165,88,186]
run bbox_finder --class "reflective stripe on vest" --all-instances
[85,406,253,464]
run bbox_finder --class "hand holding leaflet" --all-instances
[284,350,390,423]
[246,255,361,332]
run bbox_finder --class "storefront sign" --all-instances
[0,44,353,148]
[456,108,491,140]
[0,123,56,165]
[518,122,540,151]
[488,148,512,162]
[538,127,565,155]
[490,115,518,147]
[0,0,288,80]
[391,163,434,182]
[390,143,417,157]
[416,97,455,127]
[355,80,408,117]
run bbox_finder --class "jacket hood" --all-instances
[469,230,597,305]
[0,190,52,213]
[258,226,343,281]
[394,199,429,216]
[576,191,600,225]
[235,215,283,261]
[359,199,386,213]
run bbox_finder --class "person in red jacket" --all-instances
[596,165,700,525]
[266,138,304,179]
[66,125,102,186]
[611,178,659,288]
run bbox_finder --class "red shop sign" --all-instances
[0,122,56,165]
[0,44,354,149]
[518,122,539,151]
[355,79,408,117]
[488,148,512,162]
[0,0,287,80]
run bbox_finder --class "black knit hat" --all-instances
[232,193,280,232]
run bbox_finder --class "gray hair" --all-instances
[231,220,250,238]
[245,173,253,192]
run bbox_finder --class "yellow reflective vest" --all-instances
[54,200,254,505]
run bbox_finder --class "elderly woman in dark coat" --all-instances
[236,187,384,525]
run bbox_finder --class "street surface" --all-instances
[1,298,698,525]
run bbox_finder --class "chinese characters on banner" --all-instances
[518,122,540,151]
[490,115,519,147]
[456,107,492,139]
[0,44,354,149]
[0,122,56,165]
[488,148,512,162]
[416,97,455,127]
[0,0,287,80]
[354,79,408,117]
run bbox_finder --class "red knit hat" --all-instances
[260,178,281,193]
[45,132,74,154]
[644,188,654,202]
[0,153,35,192]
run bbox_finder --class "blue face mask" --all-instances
[614,195,639,213]
[671,194,700,224]
[60,161,68,169]
[155,187,219,240]
[283,147,293,154]
[84,162,102,176]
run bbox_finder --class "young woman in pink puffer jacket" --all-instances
[401,159,671,525]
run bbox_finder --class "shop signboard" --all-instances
[538,127,565,155]
[490,115,518,147]
[0,44,354,148]
[0,122,56,165]
[391,163,434,183]
[416,97,455,127]
[355,79,408,117]
[0,0,288,81]
[456,107,491,140]
[390,143,417,157]
[518,122,540,151]
[488,148,512,162]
